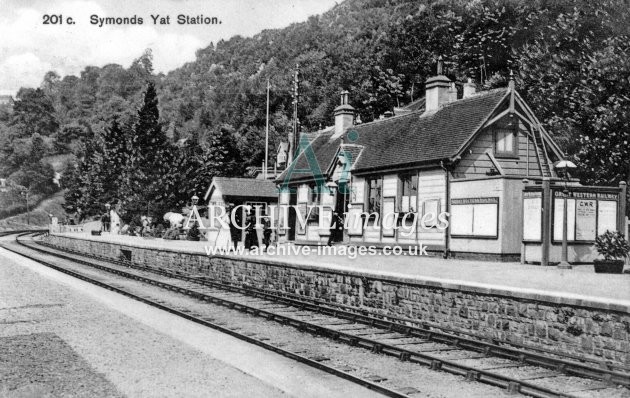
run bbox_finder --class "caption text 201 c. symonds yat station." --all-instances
[42,14,222,27]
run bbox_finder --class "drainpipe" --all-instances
[440,159,451,259]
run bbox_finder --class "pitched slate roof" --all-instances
[277,128,342,183]
[204,177,278,201]
[351,88,508,172]
[278,88,508,182]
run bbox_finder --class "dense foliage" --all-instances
[595,231,630,260]
[0,0,628,221]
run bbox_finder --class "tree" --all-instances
[122,82,173,218]
[517,2,630,188]
[9,88,58,138]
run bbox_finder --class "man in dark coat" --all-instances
[327,211,344,246]
[244,210,258,250]
[262,216,273,250]
[227,204,241,249]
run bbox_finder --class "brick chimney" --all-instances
[424,56,451,113]
[463,78,477,98]
[333,90,355,137]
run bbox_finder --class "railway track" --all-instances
[3,232,630,397]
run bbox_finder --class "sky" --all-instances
[0,0,339,95]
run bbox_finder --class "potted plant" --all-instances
[593,231,630,273]
[187,221,201,241]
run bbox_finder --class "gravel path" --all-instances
[0,247,383,398]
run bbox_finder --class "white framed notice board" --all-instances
[451,197,499,239]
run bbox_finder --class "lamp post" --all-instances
[554,160,577,269]
[20,189,30,225]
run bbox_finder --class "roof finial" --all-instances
[508,69,515,91]
[437,55,444,75]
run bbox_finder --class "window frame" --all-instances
[494,123,519,158]
[365,176,382,219]
[397,172,418,213]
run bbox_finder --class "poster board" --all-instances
[450,204,473,236]
[597,201,618,235]
[523,197,542,241]
[422,199,440,228]
[382,197,396,237]
[553,198,576,241]
[575,199,597,241]
[451,197,498,238]
[347,204,364,236]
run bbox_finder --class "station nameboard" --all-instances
[553,190,619,200]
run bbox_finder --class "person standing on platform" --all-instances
[101,211,110,232]
[244,209,258,250]
[327,211,343,246]
[262,216,273,250]
[227,204,241,249]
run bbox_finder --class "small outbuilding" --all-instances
[204,177,279,245]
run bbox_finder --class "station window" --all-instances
[398,172,418,213]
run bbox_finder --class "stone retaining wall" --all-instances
[45,234,630,365]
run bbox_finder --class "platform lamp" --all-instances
[554,160,577,269]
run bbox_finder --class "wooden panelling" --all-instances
[416,170,446,245]
[455,121,544,179]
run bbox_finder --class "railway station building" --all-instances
[275,67,627,263]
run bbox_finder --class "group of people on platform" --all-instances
[95,202,345,250]
[224,203,273,251]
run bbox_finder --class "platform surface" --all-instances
[53,232,630,308]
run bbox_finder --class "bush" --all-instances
[594,230,630,261]
[163,227,180,240]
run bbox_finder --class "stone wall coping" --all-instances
[50,232,630,314]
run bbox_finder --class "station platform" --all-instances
[51,232,630,307]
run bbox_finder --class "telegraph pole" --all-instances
[264,79,270,179]
[289,64,300,164]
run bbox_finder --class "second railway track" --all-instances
[3,232,630,398]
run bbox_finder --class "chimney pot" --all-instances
[333,90,355,138]
[424,56,451,113]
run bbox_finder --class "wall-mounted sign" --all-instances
[554,190,619,200]
[597,201,617,235]
[553,199,576,241]
[451,197,499,238]
[523,197,542,241]
[552,191,618,242]
[575,199,596,241]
